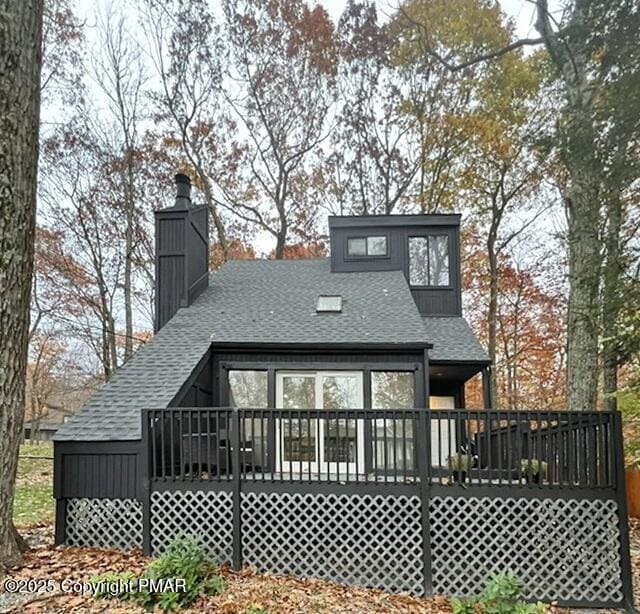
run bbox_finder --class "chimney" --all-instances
[154,174,209,332]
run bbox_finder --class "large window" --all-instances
[371,371,415,472]
[408,235,450,286]
[229,370,268,468]
[277,371,363,470]
[347,235,388,258]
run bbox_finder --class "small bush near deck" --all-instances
[519,459,548,477]
[451,573,545,614]
[90,536,224,611]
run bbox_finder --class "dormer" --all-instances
[328,214,462,317]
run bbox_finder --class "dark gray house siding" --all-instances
[329,215,462,317]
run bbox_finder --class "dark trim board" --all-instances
[329,214,461,228]
[211,341,433,352]
[212,347,428,408]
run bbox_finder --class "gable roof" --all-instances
[55,259,422,441]
[54,258,488,442]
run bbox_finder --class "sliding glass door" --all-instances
[276,371,364,475]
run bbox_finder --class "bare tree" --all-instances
[40,120,126,380]
[143,0,235,260]
[223,0,338,258]
[0,0,44,569]
[94,7,147,360]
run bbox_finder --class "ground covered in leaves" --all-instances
[1,518,637,612]
[0,525,449,613]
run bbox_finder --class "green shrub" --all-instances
[91,536,224,611]
[448,453,473,472]
[519,459,548,477]
[451,573,546,614]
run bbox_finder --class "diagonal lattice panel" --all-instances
[150,490,233,563]
[241,491,424,594]
[65,498,142,551]
[430,495,623,604]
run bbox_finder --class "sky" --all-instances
[65,0,565,258]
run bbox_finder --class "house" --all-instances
[24,420,60,441]
[52,175,633,610]
[24,404,74,441]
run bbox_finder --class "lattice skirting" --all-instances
[430,495,623,604]
[65,498,142,551]
[241,491,424,594]
[150,490,233,563]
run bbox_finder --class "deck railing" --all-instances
[142,407,620,489]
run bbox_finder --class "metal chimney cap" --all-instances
[174,173,192,207]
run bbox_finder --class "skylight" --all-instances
[316,295,342,313]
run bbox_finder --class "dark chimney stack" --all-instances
[154,173,209,332]
[173,173,192,209]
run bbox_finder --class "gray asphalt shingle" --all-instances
[422,316,489,362]
[54,258,487,442]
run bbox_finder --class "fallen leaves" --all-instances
[1,529,447,613]
[2,521,637,613]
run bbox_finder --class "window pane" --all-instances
[281,375,317,463]
[324,419,357,463]
[283,419,317,462]
[408,237,429,286]
[374,419,414,471]
[347,237,366,256]
[229,371,268,469]
[322,374,359,463]
[429,235,450,286]
[229,371,267,407]
[367,236,387,256]
[323,375,360,409]
[281,375,316,409]
[371,371,415,409]
[372,372,415,472]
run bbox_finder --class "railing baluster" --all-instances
[197,410,202,480]
[145,407,618,492]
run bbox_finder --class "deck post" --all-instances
[612,411,635,611]
[231,408,243,570]
[141,409,152,556]
[417,348,432,597]
[53,443,65,545]
[481,366,492,408]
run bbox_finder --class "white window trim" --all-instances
[275,371,365,476]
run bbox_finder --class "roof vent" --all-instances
[316,295,342,313]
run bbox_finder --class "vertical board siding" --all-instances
[56,443,141,500]
[329,224,462,316]
[154,205,209,332]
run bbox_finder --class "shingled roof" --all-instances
[422,316,489,362]
[54,258,487,442]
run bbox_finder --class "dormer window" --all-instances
[409,235,450,287]
[347,235,388,258]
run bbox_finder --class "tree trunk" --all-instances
[123,163,135,360]
[0,0,44,569]
[536,1,602,411]
[563,128,602,411]
[487,220,499,408]
[602,191,623,411]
